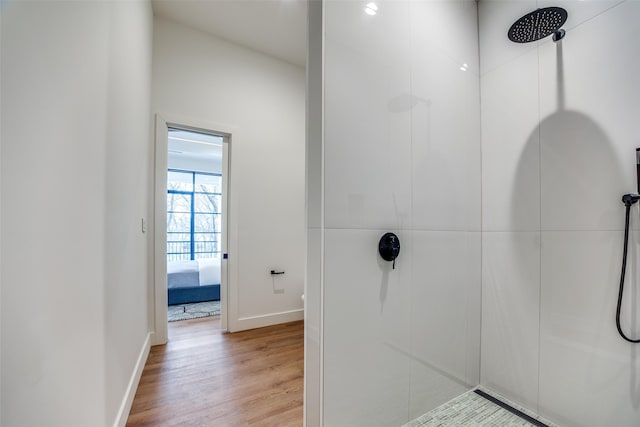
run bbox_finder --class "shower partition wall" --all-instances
[306,1,482,426]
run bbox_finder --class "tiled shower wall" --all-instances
[479,1,640,425]
[309,1,640,426]
[309,1,483,425]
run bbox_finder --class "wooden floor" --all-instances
[126,316,304,426]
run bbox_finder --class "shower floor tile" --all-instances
[404,388,557,427]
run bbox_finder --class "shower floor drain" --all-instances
[404,388,557,427]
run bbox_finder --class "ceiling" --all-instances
[151,0,308,67]
[168,128,222,162]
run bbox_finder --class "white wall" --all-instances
[0,8,4,424]
[1,1,152,426]
[480,1,640,425]
[152,16,306,331]
[104,1,153,425]
[1,3,108,424]
[307,1,482,425]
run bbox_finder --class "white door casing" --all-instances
[152,113,236,345]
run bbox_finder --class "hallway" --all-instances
[126,316,303,426]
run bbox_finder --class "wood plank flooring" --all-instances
[126,316,304,427]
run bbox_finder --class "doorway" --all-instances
[153,115,231,345]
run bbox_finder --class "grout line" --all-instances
[536,18,543,414]
[476,0,485,390]
[484,228,629,233]
[323,227,483,234]
[407,0,415,420]
[318,0,326,423]
[323,227,629,233]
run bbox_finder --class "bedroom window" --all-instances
[167,169,222,262]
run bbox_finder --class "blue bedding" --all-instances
[167,260,200,289]
[167,259,220,305]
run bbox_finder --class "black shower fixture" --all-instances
[379,232,400,269]
[616,148,640,343]
[508,7,568,43]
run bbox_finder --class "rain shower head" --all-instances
[508,7,568,43]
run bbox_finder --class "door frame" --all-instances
[151,113,236,345]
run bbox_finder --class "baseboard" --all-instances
[150,330,166,346]
[233,308,304,332]
[114,332,151,427]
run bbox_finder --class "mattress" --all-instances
[198,258,221,286]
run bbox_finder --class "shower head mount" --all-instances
[508,7,568,43]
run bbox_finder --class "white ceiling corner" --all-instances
[151,0,308,67]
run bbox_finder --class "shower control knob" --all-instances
[379,232,400,269]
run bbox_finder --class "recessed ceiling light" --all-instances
[365,2,378,15]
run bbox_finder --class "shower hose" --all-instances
[618,200,640,343]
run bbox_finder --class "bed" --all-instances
[167,258,221,305]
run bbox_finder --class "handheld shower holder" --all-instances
[622,194,640,207]
[622,193,640,206]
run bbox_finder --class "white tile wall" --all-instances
[409,1,481,232]
[408,359,470,421]
[409,231,481,417]
[316,0,640,425]
[410,231,481,387]
[481,47,540,232]
[538,2,640,231]
[481,232,541,411]
[411,43,481,232]
[538,106,625,231]
[305,229,322,427]
[323,229,412,426]
[319,1,482,425]
[480,1,640,425]
[410,1,480,75]
[478,1,538,75]
[318,0,640,424]
[324,0,412,231]
[539,231,640,426]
